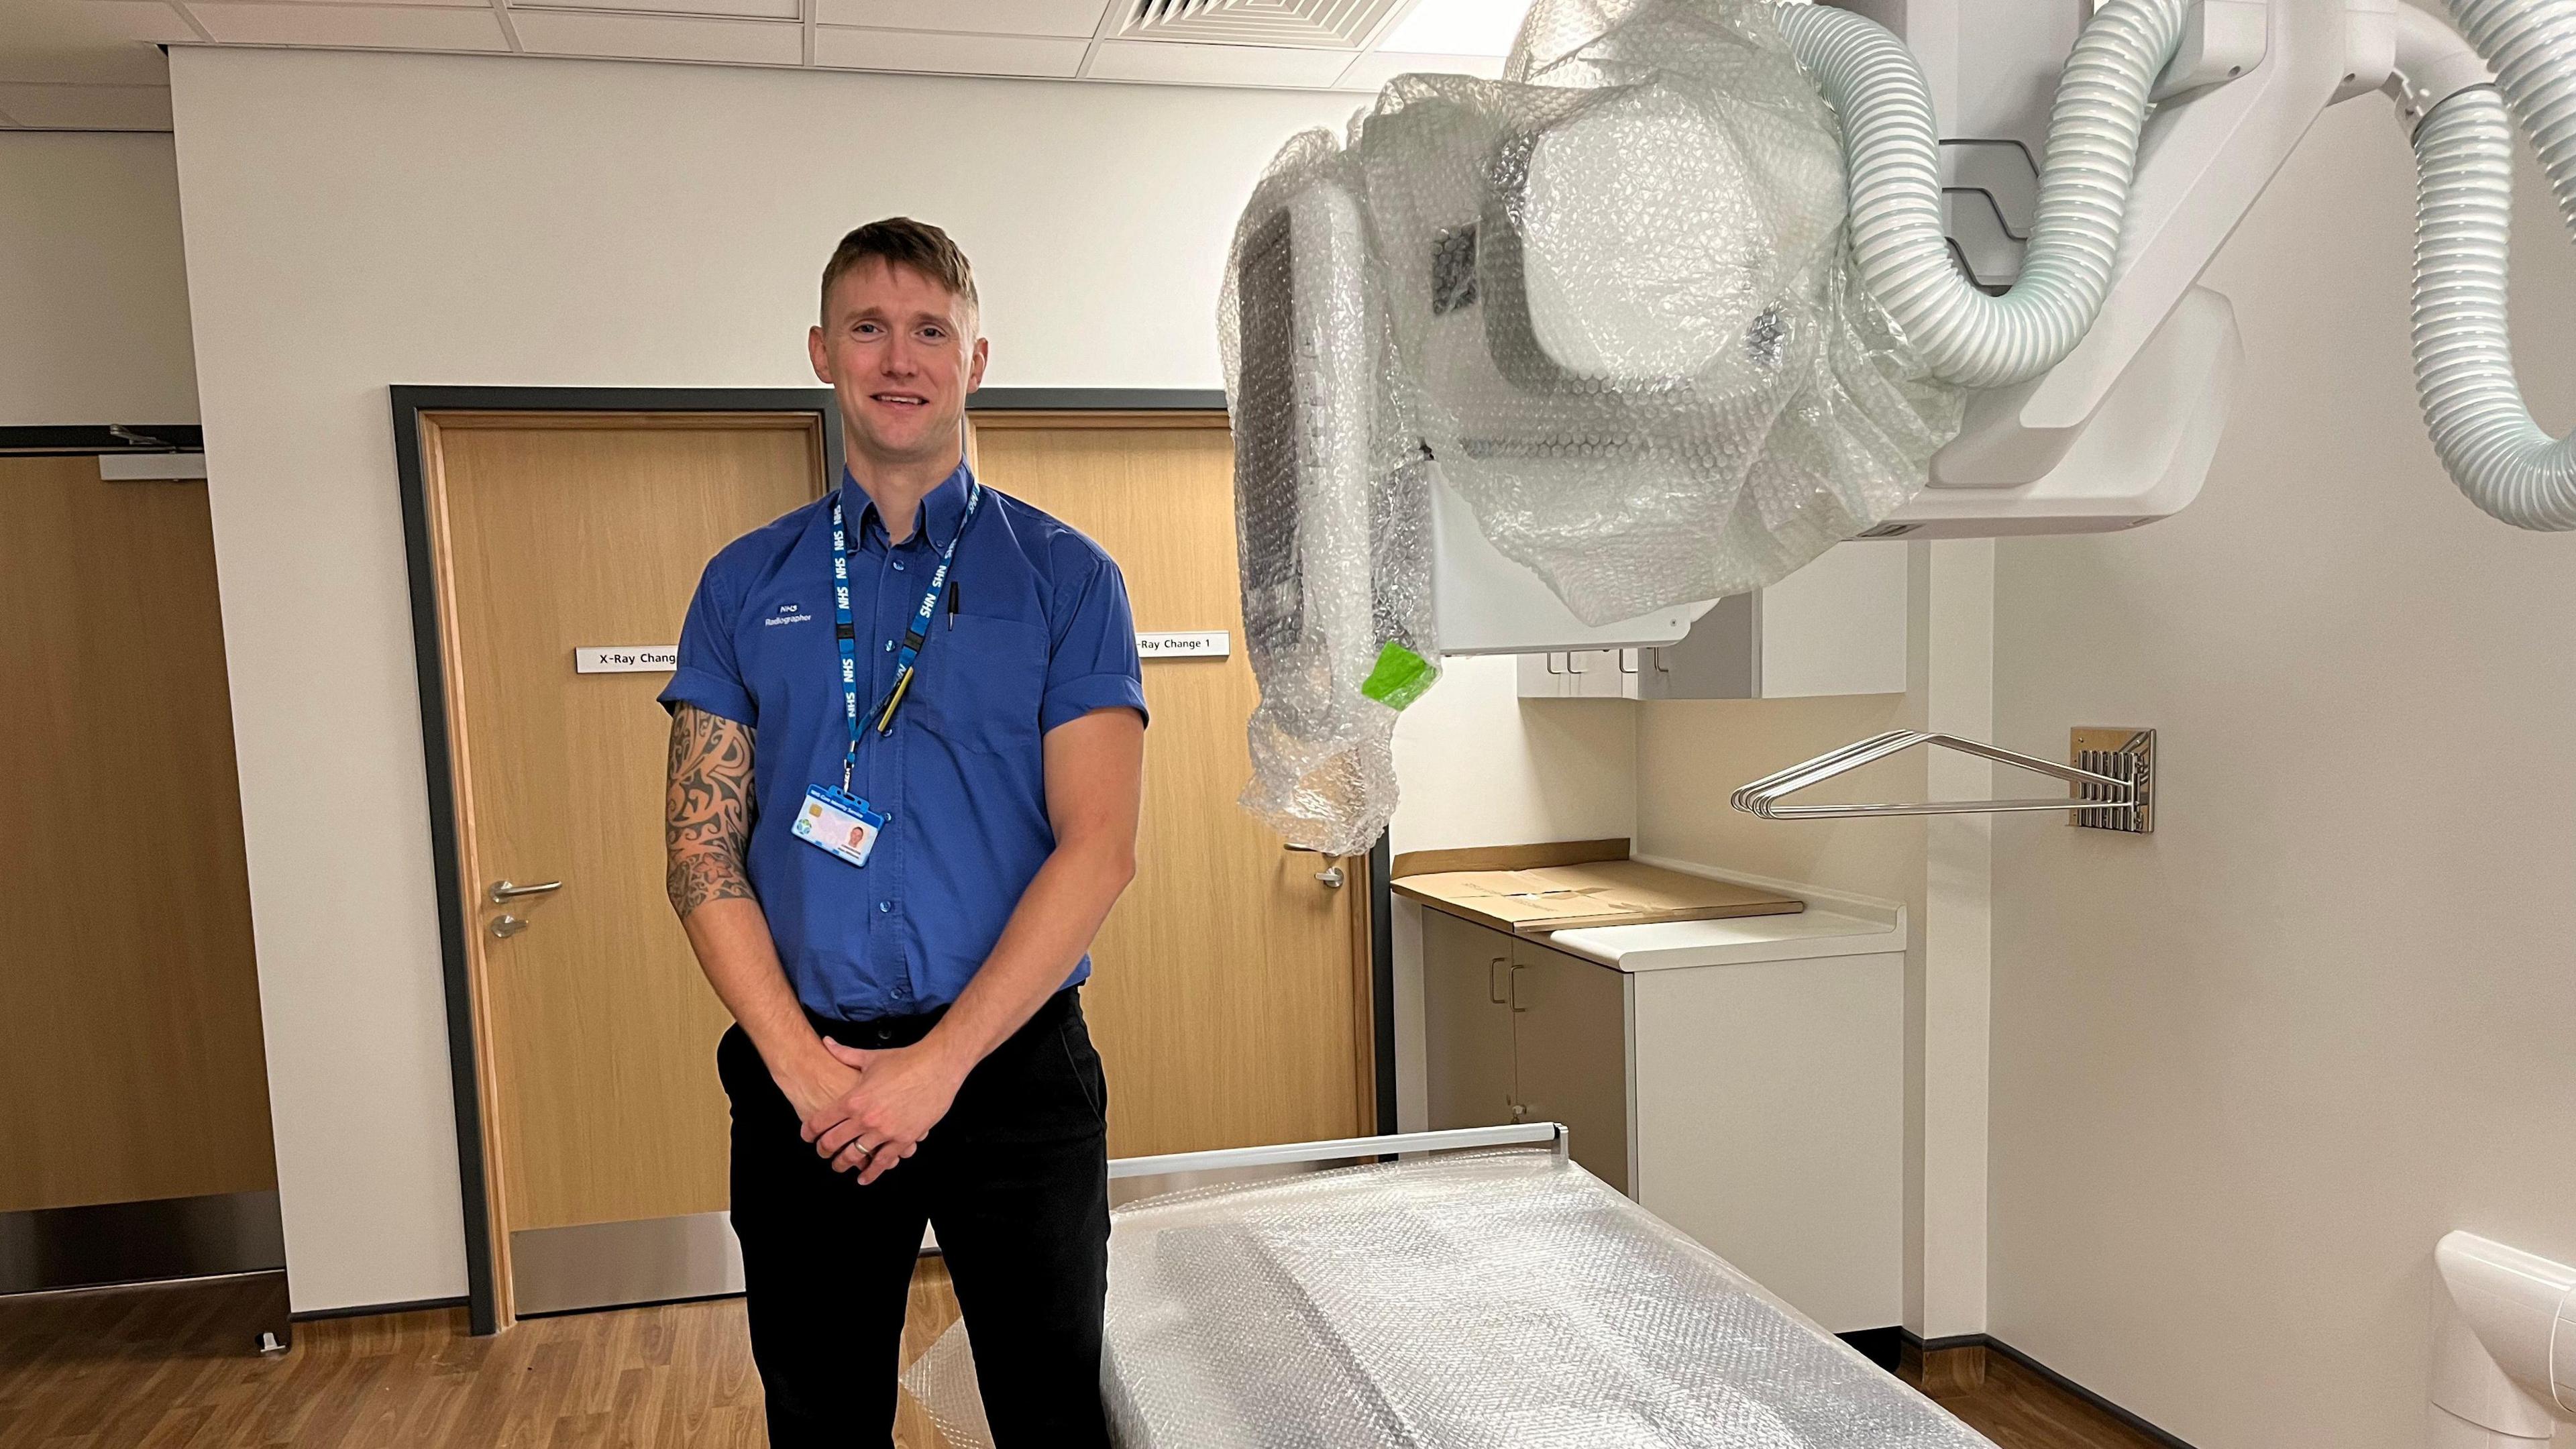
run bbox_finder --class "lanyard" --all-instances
[830,477,984,791]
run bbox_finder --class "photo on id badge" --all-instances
[795,784,885,868]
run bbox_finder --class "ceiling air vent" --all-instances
[1122,0,1412,48]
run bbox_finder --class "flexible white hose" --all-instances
[2396,0,2576,531]
[1772,0,2188,388]
[2445,0,2576,235]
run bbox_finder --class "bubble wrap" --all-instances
[1224,0,1961,851]
[1362,0,1962,624]
[903,1150,1996,1448]
[1222,125,1438,857]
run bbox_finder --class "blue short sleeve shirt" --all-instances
[659,464,1147,1021]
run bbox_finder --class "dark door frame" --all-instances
[394,384,1395,1334]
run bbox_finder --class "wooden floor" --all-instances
[1905,1347,2169,1449]
[1,1272,2166,1448]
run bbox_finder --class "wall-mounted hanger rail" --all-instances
[1731,729,2154,833]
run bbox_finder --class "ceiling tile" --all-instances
[812,28,1087,77]
[812,0,1108,38]
[0,1,185,84]
[1334,48,1502,91]
[509,9,803,64]
[0,80,174,127]
[515,0,800,21]
[186,3,511,49]
[1086,38,1350,87]
[72,3,201,46]
[1380,0,1532,56]
[204,0,490,7]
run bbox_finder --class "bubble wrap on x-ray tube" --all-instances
[1360,0,1963,627]
[1222,127,1436,857]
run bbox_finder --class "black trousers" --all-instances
[716,988,1112,1448]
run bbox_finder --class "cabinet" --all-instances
[1421,908,1517,1130]
[1421,909,1633,1191]
[1417,903,1904,1333]
[1516,542,1907,700]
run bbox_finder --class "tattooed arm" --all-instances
[663,702,758,915]
[664,704,857,1126]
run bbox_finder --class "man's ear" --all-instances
[808,325,831,384]
[966,335,990,393]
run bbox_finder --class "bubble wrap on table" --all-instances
[903,1150,1996,1448]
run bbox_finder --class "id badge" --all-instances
[793,784,887,868]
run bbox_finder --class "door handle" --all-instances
[1285,844,1344,887]
[1508,963,1528,1013]
[490,879,564,905]
[490,914,531,940]
[1487,957,1509,1005]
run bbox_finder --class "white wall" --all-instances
[1628,539,1992,1340]
[165,44,1414,1312]
[1383,658,1640,1130]
[0,132,199,425]
[1988,100,2576,1446]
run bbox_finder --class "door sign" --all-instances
[1136,631,1230,661]
[575,645,679,675]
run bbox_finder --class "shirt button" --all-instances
[892,560,906,572]
[883,639,893,652]
[877,900,892,914]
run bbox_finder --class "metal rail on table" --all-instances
[1108,1122,1568,1183]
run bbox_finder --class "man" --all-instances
[659,217,1146,1448]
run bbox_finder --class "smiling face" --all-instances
[808,257,989,473]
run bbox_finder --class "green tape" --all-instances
[1359,642,1438,712]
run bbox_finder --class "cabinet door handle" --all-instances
[1509,963,1527,1013]
[1487,957,1508,1005]
[1619,649,1640,675]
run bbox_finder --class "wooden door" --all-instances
[1509,938,1632,1193]
[424,415,824,1297]
[0,456,276,1213]
[1421,911,1518,1132]
[971,413,1373,1158]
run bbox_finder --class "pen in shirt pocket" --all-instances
[947,579,959,629]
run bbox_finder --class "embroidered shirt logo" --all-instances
[765,603,816,627]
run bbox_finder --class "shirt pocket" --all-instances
[911,613,1049,754]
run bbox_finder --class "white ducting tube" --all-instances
[2402,0,2576,530]
[1772,0,2190,388]
[2409,89,2576,528]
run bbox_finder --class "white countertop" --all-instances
[1538,855,1909,973]
[1544,908,1902,972]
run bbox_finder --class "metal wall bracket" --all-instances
[2068,727,2155,833]
[1732,728,2155,833]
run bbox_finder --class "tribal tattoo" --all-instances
[665,704,757,918]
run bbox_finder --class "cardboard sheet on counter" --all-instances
[1391,859,1803,935]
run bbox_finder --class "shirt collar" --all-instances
[842,462,975,551]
